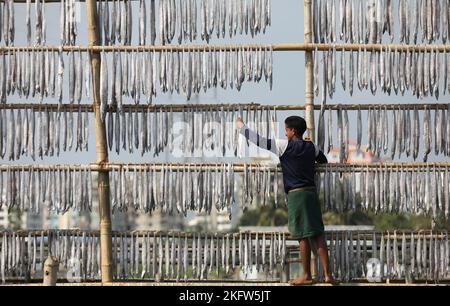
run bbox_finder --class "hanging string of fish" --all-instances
[312,0,450,44]
[324,230,450,282]
[60,0,78,46]
[313,47,450,102]
[0,230,446,283]
[0,46,271,106]
[319,164,450,220]
[0,166,93,214]
[0,104,276,159]
[0,107,89,161]
[241,163,283,210]
[0,231,100,283]
[198,0,272,43]
[109,162,286,217]
[99,46,273,117]
[8,0,77,46]
[96,0,133,46]
[1,162,447,218]
[0,49,92,104]
[317,104,450,163]
[111,231,285,281]
[104,105,277,157]
[0,230,285,282]
[96,0,271,46]
[0,0,15,46]
[2,0,72,46]
[109,164,236,217]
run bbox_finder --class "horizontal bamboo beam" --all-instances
[0,44,274,53]
[0,103,263,112]
[305,43,450,53]
[1,230,447,239]
[0,230,287,239]
[276,103,450,111]
[0,162,449,172]
[102,162,450,171]
[0,103,448,112]
[1,43,450,53]
[1,0,139,2]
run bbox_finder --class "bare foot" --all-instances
[324,276,338,285]
[289,277,314,286]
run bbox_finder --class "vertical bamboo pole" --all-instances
[304,0,315,141]
[85,0,113,283]
[304,0,317,280]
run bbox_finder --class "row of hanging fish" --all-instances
[314,47,450,102]
[0,0,15,46]
[312,0,450,44]
[104,105,277,157]
[321,231,450,282]
[0,47,272,104]
[0,0,79,46]
[0,104,277,160]
[60,0,78,46]
[198,0,271,43]
[2,163,449,217]
[241,163,282,210]
[99,47,273,114]
[97,0,133,46]
[0,167,93,214]
[0,108,89,161]
[317,105,450,163]
[110,164,236,216]
[318,165,450,219]
[97,0,271,46]
[111,232,285,280]
[0,231,285,282]
[110,163,285,216]
[0,49,92,104]
[0,231,100,282]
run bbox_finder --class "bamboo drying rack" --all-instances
[1,0,449,284]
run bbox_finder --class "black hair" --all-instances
[284,116,307,136]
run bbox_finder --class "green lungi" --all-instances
[287,187,325,240]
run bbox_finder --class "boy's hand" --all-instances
[236,117,245,129]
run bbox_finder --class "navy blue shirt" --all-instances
[240,126,328,194]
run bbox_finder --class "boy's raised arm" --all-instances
[237,117,280,155]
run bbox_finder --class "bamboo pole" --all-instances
[303,0,318,280]
[2,43,450,53]
[1,103,448,112]
[85,0,113,284]
[0,162,449,172]
[304,1,315,142]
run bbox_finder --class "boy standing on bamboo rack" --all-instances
[237,116,334,285]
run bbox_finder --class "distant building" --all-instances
[132,210,184,231]
[326,141,382,164]
[187,206,240,232]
